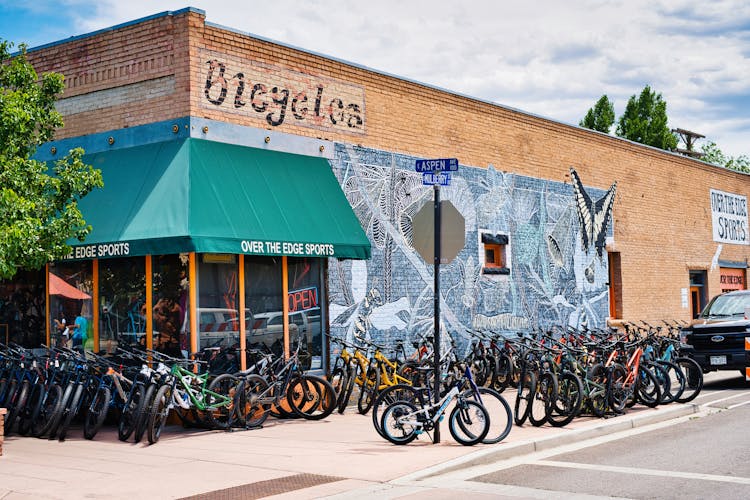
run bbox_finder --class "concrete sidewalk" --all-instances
[0,392,702,500]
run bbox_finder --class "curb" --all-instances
[406,402,701,479]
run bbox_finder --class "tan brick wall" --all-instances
[26,9,750,324]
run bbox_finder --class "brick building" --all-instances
[2,7,748,366]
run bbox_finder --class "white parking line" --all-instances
[533,460,750,485]
[703,392,749,406]
[727,399,750,410]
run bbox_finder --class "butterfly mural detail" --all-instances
[570,168,617,258]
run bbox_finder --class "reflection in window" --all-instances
[244,256,283,357]
[197,254,238,350]
[0,269,47,348]
[49,262,93,350]
[98,257,146,352]
[152,254,190,358]
[288,257,322,370]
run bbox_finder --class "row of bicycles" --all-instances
[0,337,336,445]
[326,320,702,445]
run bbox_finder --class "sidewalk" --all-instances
[0,397,700,499]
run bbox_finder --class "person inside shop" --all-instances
[71,312,88,351]
[54,312,70,347]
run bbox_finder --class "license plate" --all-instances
[710,355,727,365]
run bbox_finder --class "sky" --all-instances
[1,0,749,159]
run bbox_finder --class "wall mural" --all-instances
[327,144,617,355]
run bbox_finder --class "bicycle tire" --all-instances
[58,384,85,442]
[337,364,357,414]
[32,383,64,437]
[205,374,239,429]
[380,400,419,445]
[4,380,30,435]
[655,360,685,404]
[147,384,171,444]
[491,353,513,393]
[1,378,18,408]
[548,371,583,428]
[357,366,380,415]
[329,366,347,405]
[371,384,419,438]
[449,399,490,446]
[240,374,270,428]
[133,384,156,442]
[646,361,671,405]
[636,365,662,408]
[586,363,608,418]
[288,375,336,420]
[47,382,75,439]
[83,386,111,440]
[17,382,45,436]
[462,386,512,444]
[514,371,536,426]
[118,383,146,441]
[675,357,703,403]
[529,372,557,427]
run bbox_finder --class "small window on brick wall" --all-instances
[481,233,510,275]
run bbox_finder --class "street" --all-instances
[394,371,750,500]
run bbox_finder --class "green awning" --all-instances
[64,138,370,260]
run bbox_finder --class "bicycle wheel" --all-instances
[529,372,557,427]
[656,360,685,404]
[462,386,512,444]
[636,365,662,408]
[329,366,347,403]
[4,380,30,435]
[205,374,239,429]
[380,400,419,445]
[514,371,536,426]
[239,374,269,428]
[147,384,171,444]
[586,364,608,418]
[288,375,336,420]
[608,363,630,413]
[133,384,156,443]
[47,382,75,439]
[17,382,45,436]
[357,366,380,415]
[449,399,490,446]
[337,364,357,414]
[57,384,85,442]
[491,353,513,393]
[371,384,419,438]
[675,357,703,403]
[548,371,583,428]
[118,384,146,441]
[83,386,111,440]
[32,383,64,437]
[647,362,671,405]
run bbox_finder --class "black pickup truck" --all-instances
[681,290,750,382]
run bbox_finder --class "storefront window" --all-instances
[98,257,146,352]
[152,254,191,357]
[244,256,283,357]
[288,257,323,370]
[0,269,46,348]
[49,262,93,350]
[197,254,239,350]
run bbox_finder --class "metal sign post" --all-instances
[432,182,441,443]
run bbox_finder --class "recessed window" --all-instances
[481,232,510,275]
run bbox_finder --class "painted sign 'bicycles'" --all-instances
[200,49,365,133]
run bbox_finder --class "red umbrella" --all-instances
[49,273,91,300]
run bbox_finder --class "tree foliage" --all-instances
[615,85,678,151]
[579,95,615,133]
[701,141,750,173]
[0,40,103,279]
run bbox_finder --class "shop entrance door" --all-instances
[689,270,708,319]
[690,286,702,319]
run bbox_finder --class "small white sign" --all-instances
[710,189,749,245]
[681,288,689,309]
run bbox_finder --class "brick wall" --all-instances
[25,9,750,324]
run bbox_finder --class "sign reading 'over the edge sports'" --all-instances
[199,49,365,134]
[710,189,748,245]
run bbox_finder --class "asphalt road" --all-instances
[409,371,750,500]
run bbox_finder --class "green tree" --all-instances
[701,141,750,173]
[0,41,103,279]
[580,94,615,133]
[615,85,678,151]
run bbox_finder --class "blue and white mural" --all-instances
[327,144,616,353]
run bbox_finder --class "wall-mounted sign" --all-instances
[199,49,365,134]
[710,189,748,245]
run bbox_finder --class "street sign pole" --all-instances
[433,183,441,444]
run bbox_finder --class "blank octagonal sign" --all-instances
[412,200,466,264]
